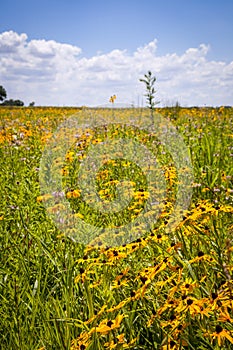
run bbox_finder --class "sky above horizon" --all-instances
[0,0,233,106]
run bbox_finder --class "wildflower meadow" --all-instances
[0,104,233,349]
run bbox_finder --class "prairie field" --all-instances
[0,106,233,350]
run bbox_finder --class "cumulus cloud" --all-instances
[0,30,27,53]
[0,30,232,106]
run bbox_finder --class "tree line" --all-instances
[0,85,25,106]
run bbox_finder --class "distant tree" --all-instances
[0,86,24,106]
[29,101,35,107]
[0,85,7,101]
[1,99,24,106]
[14,99,24,106]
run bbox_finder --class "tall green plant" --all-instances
[139,71,159,112]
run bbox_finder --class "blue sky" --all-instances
[0,0,233,106]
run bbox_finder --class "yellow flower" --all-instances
[36,194,52,202]
[211,325,233,346]
[61,166,69,176]
[74,212,84,219]
[90,314,124,335]
[65,150,74,162]
[104,340,117,349]
[175,296,204,316]
[92,137,103,144]
[160,339,179,350]
[106,248,128,261]
[66,191,73,199]
[109,95,117,103]
[218,308,233,323]
[147,314,156,327]
[117,333,125,343]
[133,190,150,200]
[123,337,138,348]
[111,278,129,290]
[70,330,91,350]
[73,189,81,198]
[179,278,197,294]
[66,189,81,198]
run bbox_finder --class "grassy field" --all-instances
[0,106,233,349]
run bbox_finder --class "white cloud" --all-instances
[0,30,27,53]
[0,30,232,106]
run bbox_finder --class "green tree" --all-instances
[1,99,24,106]
[0,85,7,101]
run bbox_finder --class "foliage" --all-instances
[1,98,24,106]
[0,85,7,101]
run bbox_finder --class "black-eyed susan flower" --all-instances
[66,189,81,199]
[160,338,178,350]
[90,314,124,335]
[210,325,233,346]
[109,95,116,103]
[65,150,75,162]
